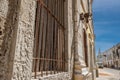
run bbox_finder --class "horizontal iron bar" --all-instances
[33,58,67,62]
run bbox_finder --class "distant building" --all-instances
[98,43,120,69]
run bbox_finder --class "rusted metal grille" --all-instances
[32,0,66,78]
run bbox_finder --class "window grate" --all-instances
[32,0,67,79]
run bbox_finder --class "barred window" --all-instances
[32,0,67,79]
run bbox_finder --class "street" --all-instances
[96,68,120,80]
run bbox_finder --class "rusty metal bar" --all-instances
[60,0,62,72]
[44,0,48,75]
[56,0,59,73]
[34,2,41,78]
[52,0,54,74]
[37,0,65,30]
[58,0,60,73]
[62,33,64,72]
[40,4,46,76]
[33,0,66,78]
[49,0,52,74]
[45,0,50,75]
[38,0,44,74]
[42,0,47,76]
[60,29,62,72]
[63,0,65,72]
[53,0,55,74]
[61,0,64,71]
[33,58,66,62]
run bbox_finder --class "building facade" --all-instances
[0,0,96,80]
[98,43,120,69]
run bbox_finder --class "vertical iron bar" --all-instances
[61,0,64,72]
[40,1,46,75]
[49,0,52,74]
[33,0,66,78]
[37,1,43,73]
[42,0,47,76]
[55,0,58,73]
[34,2,41,78]
[51,1,54,74]
[52,0,55,74]
[57,1,60,72]
[44,0,48,75]
[63,0,65,71]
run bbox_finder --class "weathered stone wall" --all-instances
[0,0,8,70]
[0,0,8,51]
[0,0,36,80]
[0,0,20,80]
[0,0,95,80]
[74,0,96,80]
[73,0,86,79]
[11,0,36,80]
[65,0,74,77]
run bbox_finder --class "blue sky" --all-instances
[93,0,120,55]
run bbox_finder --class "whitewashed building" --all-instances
[98,43,120,69]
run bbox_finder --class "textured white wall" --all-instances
[11,0,36,80]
